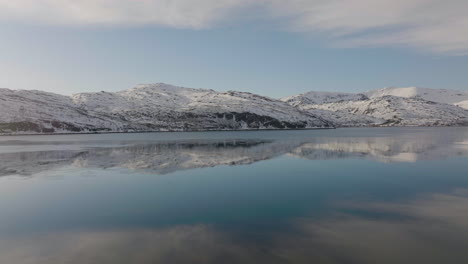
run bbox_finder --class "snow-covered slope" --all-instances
[365,87,468,109]
[282,91,368,106]
[456,100,468,109]
[0,84,331,134]
[0,88,126,133]
[283,87,468,127]
[302,96,468,126]
[294,108,383,127]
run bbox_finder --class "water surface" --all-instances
[1,127,468,264]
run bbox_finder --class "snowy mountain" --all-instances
[1,83,467,134]
[314,96,467,126]
[283,88,468,127]
[0,83,331,134]
[282,91,368,106]
[365,87,468,109]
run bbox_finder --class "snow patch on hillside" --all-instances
[282,91,368,106]
[365,87,468,109]
[308,96,468,126]
[283,86,468,127]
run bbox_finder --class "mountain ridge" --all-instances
[364,86,468,106]
[0,83,332,134]
[1,84,467,134]
[282,87,468,127]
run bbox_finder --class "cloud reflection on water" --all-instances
[1,189,468,264]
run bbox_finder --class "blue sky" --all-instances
[0,1,467,98]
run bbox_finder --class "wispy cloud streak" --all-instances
[1,0,467,55]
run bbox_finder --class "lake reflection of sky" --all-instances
[0,127,468,264]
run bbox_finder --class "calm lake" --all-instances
[0,127,467,264]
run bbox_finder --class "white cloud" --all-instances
[1,0,467,55]
[266,0,468,55]
[0,0,249,29]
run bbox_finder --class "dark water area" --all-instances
[0,127,467,264]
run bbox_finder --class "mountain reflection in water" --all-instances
[1,128,467,177]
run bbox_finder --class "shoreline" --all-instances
[1,125,466,137]
[0,126,336,137]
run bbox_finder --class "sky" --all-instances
[0,0,467,98]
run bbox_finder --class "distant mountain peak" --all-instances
[130,83,181,91]
[283,87,468,127]
[281,91,368,106]
[126,83,215,94]
[365,86,468,106]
